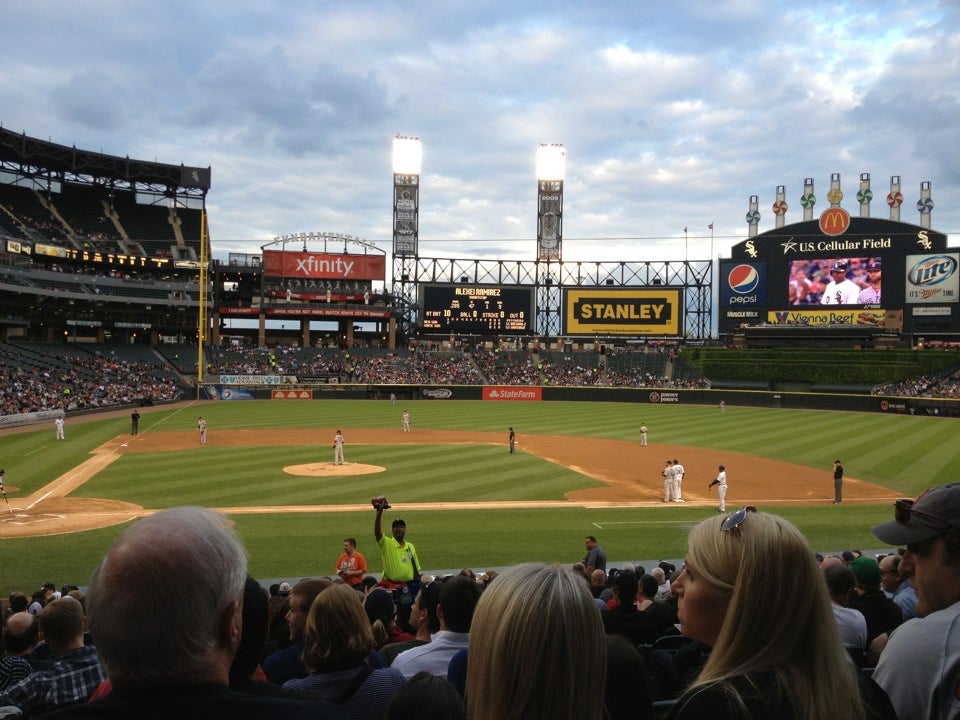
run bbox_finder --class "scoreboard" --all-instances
[420,284,534,334]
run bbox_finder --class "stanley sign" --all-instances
[564,289,681,336]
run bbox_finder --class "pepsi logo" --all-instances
[728,265,760,294]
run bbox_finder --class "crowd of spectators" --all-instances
[0,509,926,720]
[0,344,183,415]
[873,368,960,399]
[2,338,959,419]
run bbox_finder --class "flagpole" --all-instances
[684,226,688,261]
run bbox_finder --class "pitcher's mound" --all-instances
[284,462,387,477]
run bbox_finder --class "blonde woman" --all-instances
[284,584,404,720]
[667,508,870,720]
[466,563,606,720]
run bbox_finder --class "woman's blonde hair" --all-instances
[301,584,374,672]
[465,563,606,720]
[684,510,864,720]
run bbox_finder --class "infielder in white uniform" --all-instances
[401,410,411,432]
[709,465,727,512]
[198,416,207,445]
[820,260,861,305]
[640,423,648,447]
[662,460,674,502]
[54,416,65,440]
[333,430,345,465]
[672,458,685,502]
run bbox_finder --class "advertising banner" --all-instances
[905,253,959,304]
[719,262,767,307]
[563,289,681,335]
[262,251,385,280]
[482,386,543,401]
[271,389,314,399]
[767,309,886,327]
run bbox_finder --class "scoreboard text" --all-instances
[421,284,534,334]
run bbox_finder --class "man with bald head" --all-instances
[2,611,50,672]
[0,613,34,691]
[40,505,348,720]
[0,596,104,715]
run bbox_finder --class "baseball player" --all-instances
[509,427,516,454]
[662,460,675,502]
[708,465,727,512]
[55,415,65,440]
[857,260,882,303]
[333,430,345,465]
[198,416,207,445]
[402,410,411,432]
[0,469,10,513]
[820,260,861,305]
[672,458,685,502]
[639,422,648,447]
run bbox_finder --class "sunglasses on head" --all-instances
[894,496,958,534]
[721,506,757,532]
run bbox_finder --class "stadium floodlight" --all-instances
[393,136,422,176]
[536,143,565,182]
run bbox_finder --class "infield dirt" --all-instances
[0,407,899,538]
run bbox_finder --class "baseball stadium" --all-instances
[1,129,958,599]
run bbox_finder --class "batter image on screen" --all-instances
[788,257,882,306]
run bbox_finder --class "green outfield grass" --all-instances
[1,399,956,594]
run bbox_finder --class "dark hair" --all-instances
[8,592,27,614]
[420,579,444,634]
[823,562,856,602]
[438,576,480,634]
[344,537,357,547]
[605,635,653,720]
[639,573,659,599]
[386,671,465,720]
[230,576,269,682]
[392,519,406,528]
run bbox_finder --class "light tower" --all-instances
[536,143,565,341]
[392,135,422,334]
[536,143,565,262]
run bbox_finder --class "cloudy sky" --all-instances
[1,0,957,270]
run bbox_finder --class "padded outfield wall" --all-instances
[203,381,959,416]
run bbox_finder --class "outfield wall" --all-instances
[203,381,959,417]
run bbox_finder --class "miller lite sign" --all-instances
[720,262,767,307]
[906,253,959,304]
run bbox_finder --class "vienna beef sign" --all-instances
[262,251,386,280]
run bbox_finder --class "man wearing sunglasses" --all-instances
[869,483,960,720]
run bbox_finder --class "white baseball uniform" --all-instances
[672,462,685,502]
[716,469,727,512]
[820,278,861,305]
[333,432,345,465]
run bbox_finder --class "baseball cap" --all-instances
[872,483,960,545]
[277,581,292,596]
[614,570,639,597]
[364,588,395,623]
[831,260,848,272]
[867,260,882,271]
[392,518,406,528]
[850,557,881,586]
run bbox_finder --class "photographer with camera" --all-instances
[373,498,422,631]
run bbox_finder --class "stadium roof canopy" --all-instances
[0,126,210,201]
